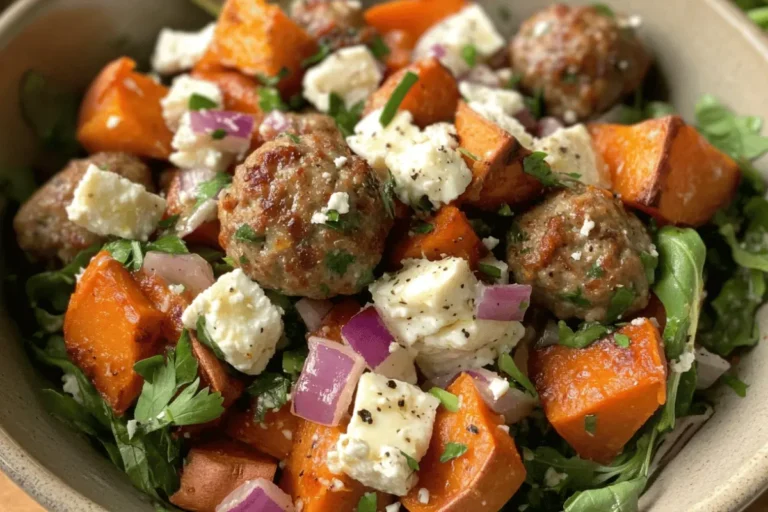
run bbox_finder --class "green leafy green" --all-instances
[429,387,460,412]
[26,244,100,312]
[368,36,391,59]
[357,492,377,512]
[498,353,538,397]
[234,224,266,244]
[721,373,749,397]
[195,172,232,209]
[325,250,355,275]
[584,414,598,436]
[440,442,468,463]
[558,321,610,349]
[282,349,307,376]
[564,477,647,512]
[498,204,513,216]
[560,287,591,307]
[478,262,502,280]
[523,152,577,188]
[210,128,227,140]
[246,372,292,422]
[19,70,80,158]
[586,262,605,279]
[461,44,477,68]
[188,93,218,111]
[258,87,288,113]
[696,95,768,160]
[400,450,420,471]
[614,334,631,348]
[195,316,227,361]
[379,71,419,127]
[105,235,188,271]
[411,221,434,234]
[302,43,332,68]
[329,93,365,137]
[606,287,635,323]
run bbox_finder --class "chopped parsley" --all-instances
[606,287,636,323]
[379,71,419,127]
[440,442,468,463]
[498,353,538,397]
[258,86,288,113]
[498,204,514,217]
[411,221,434,235]
[429,387,459,412]
[301,43,331,68]
[523,152,577,188]
[584,414,598,436]
[586,262,605,279]
[325,250,355,275]
[458,147,479,161]
[400,450,420,471]
[560,287,591,308]
[614,333,631,348]
[234,224,265,244]
[357,492,377,512]
[246,372,292,422]
[368,36,391,59]
[256,67,289,87]
[283,132,301,143]
[210,128,227,140]
[329,92,364,137]
[188,93,218,111]
[479,263,502,279]
[195,316,227,361]
[461,44,477,68]
[195,172,232,209]
[558,321,609,349]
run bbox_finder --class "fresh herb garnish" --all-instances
[560,287,591,307]
[188,93,218,111]
[586,262,605,279]
[195,316,227,361]
[210,128,227,140]
[369,36,391,59]
[157,214,180,230]
[246,372,292,422]
[400,450,420,471]
[523,152,577,188]
[557,321,609,349]
[282,350,307,377]
[498,204,513,216]
[440,442,468,463]
[411,221,434,234]
[195,172,232,209]
[584,414,598,435]
[379,71,419,127]
[606,287,635,323]
[329,92,364,137]
[104,235,188,271]
[721,373,749,397]
[479,262,502,279]
[458,147,479,161]
[429,387,459,412]
[614,333,631,348]
[301,43,332,68]
[461,44,477,68]
[325,250,355,275]
[234,224,266,244]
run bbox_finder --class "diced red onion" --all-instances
[428,43,446,59]
[465,368,537,424]
[142,251,215,297]
[292,337,365,426]
[295,298,334,332]
[341,306,395,369]
[475,284,532,322]
[514,108,539,134]
[189,110,254,154]
[216,478,294,512]
[461,65,501,88]
[695,346,731,390]
[537,116,564,138]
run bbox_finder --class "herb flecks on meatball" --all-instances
[510,4,651,122]
[507,185,654,323]
[218,124,393,299]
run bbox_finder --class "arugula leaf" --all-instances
[39,389,102,437]
[498,353,538,397]
[379,71,419,127]
[325,250,355,275]
[721,373,749,397]
[564,477,647,512]
[246,372,292,422]
[27,245,99,312]
[19,70,80,158]
[653,226,705,431]
[558,321,610,349]
[696,95,768,160]
[717,197,768,272]
[234,224,266,244]
[429,387,459,412]
[400,450,420,471]
[328,93,364,137]
[440,442,468,463]
[606,287,635,323]
[357,492,377,512]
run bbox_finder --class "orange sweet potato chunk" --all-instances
[529,318,667,464]
[191,68,264,117]
[280,419,392,512]
[589,116,740,226]
[402,373,527,512]
[170,439,277,512]
[455,101,542,210]
[309,298,361,342]
[203,0,317,94]
[388,205,483,269]
[63,251,164,415]
[77,57,172,159]
[381,29,417,74]
[364,58,459,128]
[226,402,299,460]
[364,0,467,43]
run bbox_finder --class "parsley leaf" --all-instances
[325,250,355,275]
[328,92,364,137]
[411,221,434,234]
[614,333,631,348]
[210,128,227,140]
[195,172,231,209]
[586,262,605,279]
[234,224,266,244]
[246,372,292,422]
[498,204,513,216]
[195,316,227,361]
[558,321,610,349]
[256,67,289,87]
[105,236,189,271]
[429,387,459,412]
[478,262,502,279]
[188,93,218,111]
[560,287,591,307]
[379,71,419,127]
[584,414,598,435]
[301,43,332,68]
[461,44,477,68]
[498,353,538,397]
[440,442,468,463]
[357,492,377,512]
[523,152,577,188]
[606,287,635,323]
[400,450,420,471]
[145,235,189,255]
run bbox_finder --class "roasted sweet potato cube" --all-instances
[170,439,277,512]
[529,318,667,463]
[455,101,542,210]
[364,58,459,128]
[280,419,392,512]
[77,57,172,159]
[203,0,317,95]
[63,251,164,415]
[364,0,467,42]
[387,205,483,269]
[402,373,527,512]
[225,402,299,460]
[309,298,361,342]
[589,116,740,226]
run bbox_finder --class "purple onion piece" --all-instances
[142,251,215,297]
[513,108,539,134]
[537,116,564,138]
[216,478,294,512]
[295,298,334,332]
[475,284,532,322]
[341,306,395,369]
[189,110,255,154]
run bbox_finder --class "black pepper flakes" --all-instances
[358,409,374,424]
[467,424,479,434]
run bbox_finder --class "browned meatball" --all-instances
[219,127,393,298]
[510,5,651,121]
[291,0,376,51]
[257,111,341,145]
[507,186,654,323]
[14,152,154,264]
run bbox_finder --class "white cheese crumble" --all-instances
[571,251,582,261]
[533,125,610,188]
[413,4,505,76]
[580,215,595,237]
[328,373,439,496]
[169,284,186,295]
[544,467,569,488]
[488,377,510,400]
[303,45,383,112]
[482,236,500,251]
[61,373,82,405]
[170,112,251,172]
[334,156,348,169]
[66,165,166,241]
[348,110,471,208]
[630,318,646,326]
[151,23,215,75]
[106,115,122,129]
[385,504,401,512]
[459,82,525,117]
[370,258,524,377]
[671,348,696,374]
[311,191,350,224]
[161,74,223,131]
[468,102,535,149]
[181,269,284,375]
[418,488,430,504]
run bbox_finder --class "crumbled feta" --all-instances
[170,112,248,171]
[328,373,439,495]
[334,156,348,169]
[580,215,595,237]
[459,82,525,116]
[630,318,646,326]
[562,110,578,125]
[169,284,186,295]
[348,110,471,208]
[66,165,166,241]
[303,45,383,112]
[161,74,223,131]
[330,478,345,491]
[571,251,582,261]
[488,377,510,400]
[544,467,568,488]
[282,429,293,441]
[414,4,505,76]
[478,254,509,284]
[61,373,82,405]
[385,504,401,512]
[181,269,284,375]
[468,102,535,149]
[532,20,552,38]
[482,236,500,251]
[370,258,524,377]
[374,345,418,385]
[311,191,351,224]
[534,125,610,188]
[151,23,215,75]
[671,348,696,374]
[106,115,121,129]
[418,488,430,504]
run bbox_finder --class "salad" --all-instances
[7,1,768,511]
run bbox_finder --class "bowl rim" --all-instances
[1,0,768,511]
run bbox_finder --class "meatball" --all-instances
[510,5,651,121]
[218,127,393,298]
[257,111,340,145]
[291,0,376,51]
[506,186,653,323]
[14,152,154,264]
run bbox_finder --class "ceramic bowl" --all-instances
[0,0,766,511]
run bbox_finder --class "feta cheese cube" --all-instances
[66,165,166,241]
[152,23,215,75]
[303,45,383,112]
[161,74,223,131]
[311,191,351,225]
[459,82,525,116]
[534,125,610,188]
[347,109,420,171]
[170,113,236,172]
[414,4,505,76]
[181,269,284,375]
[374,345,418,385]
[468,102,534,149]
[328,373,439,495]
